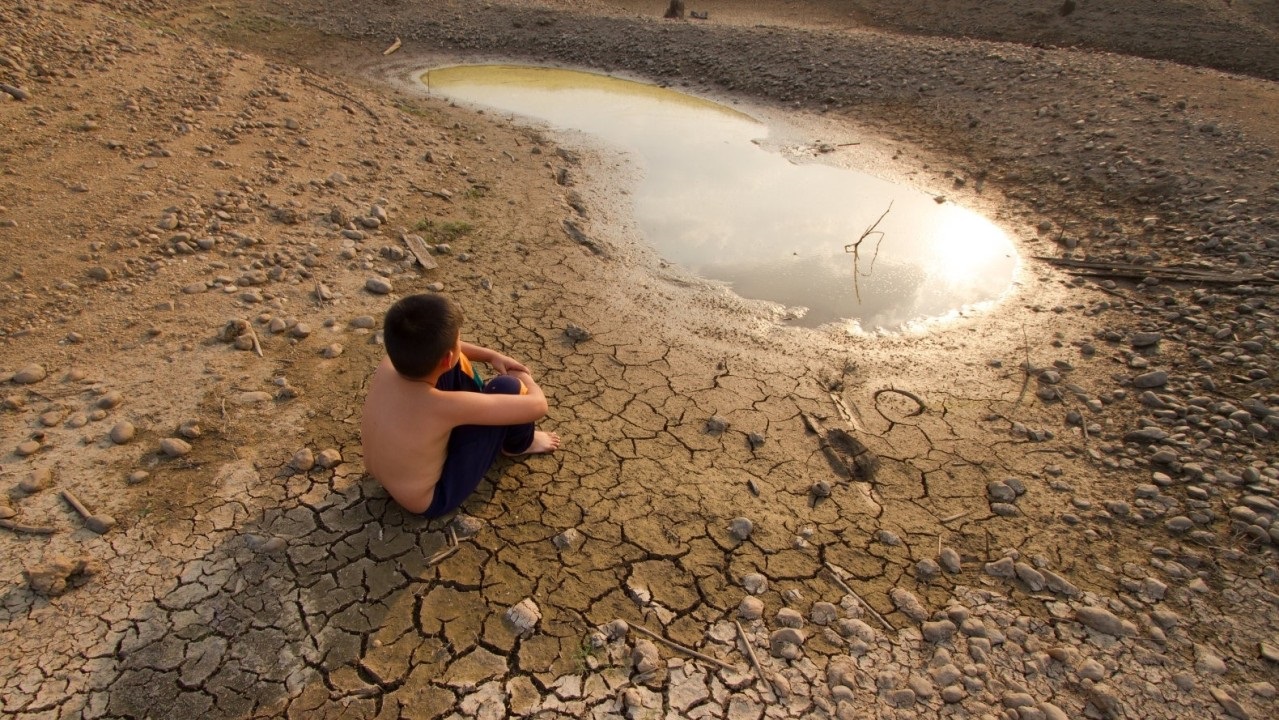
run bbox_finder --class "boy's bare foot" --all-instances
[505,431,561,456]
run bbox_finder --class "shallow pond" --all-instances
[423,65,1019,331]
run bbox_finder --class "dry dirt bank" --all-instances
[1,1,1278,719]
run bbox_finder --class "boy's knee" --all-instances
[483,374,524,395]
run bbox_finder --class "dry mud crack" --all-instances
[2,1,1278,719]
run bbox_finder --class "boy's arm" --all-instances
[443,373,549,426]
[461,341,530,375]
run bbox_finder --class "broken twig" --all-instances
[426,545,459,566]
[843,202,893,303]
[872,387,926,417]
[631,622,741,672]
[824,562,895,632]
[0,518,56,534]
[300,76,379,123]
[940,509,972,524]
[382,37,402,55]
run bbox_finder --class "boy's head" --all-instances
[383,293,464,379]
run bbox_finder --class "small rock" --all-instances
[15,440,41,457]
[738,596,764,620]
[365,277,394,295]
[1076,606,1137,637]
[810,601,838,626]
[126,470,149,485]
[729,516,753,540]
[564,323,592,342]
[18,468,53,494]
[451,514,483,538]
[290,448,315,472]
[939,547,962,573]
[1133,371,1169,388]
[889,588,928,622]
[24,555,99,597]
[776,607,804,628]
[315,448,342,468]
[320,343,344,358]
[923,619,957,643]
[178,420,201,439]
[632,639,661,674]
[159,438,192,457]
[705,415,729,433]
[108,422,135,444]
[505,598,542,636]
[769,627,806,659]
[741,572,768,595]
[13,364,47,384]
[552,528,582,550]
[96,390,123,409]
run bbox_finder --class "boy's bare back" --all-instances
[361,357,455,513]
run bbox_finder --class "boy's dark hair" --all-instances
[383,294,464,378]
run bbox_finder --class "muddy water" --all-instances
[424,65,1019,331]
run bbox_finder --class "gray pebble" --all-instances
[729,516,753,541]
[365,277,393,294]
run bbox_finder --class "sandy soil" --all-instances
[1,0,1277,718]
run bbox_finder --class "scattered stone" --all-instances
[18,468,53,495]
[632,639,661,674]
[706,415,729,433]
[320,343,344,358]
[889,588,928,622]
[126,470,149,485]
[741,572,768,595]
[564,323,592,342]
[916,558,941,582]
[315,448,342,469]
[108,421,135,444]
[13,364,48,384]
[365,276,393,294]
[923,619,957,643]
[810,601,838,626]
[1133,370,1169,388]
[24,555,99,597]
[552,528,582,550]
[178,419,201,439]
[776,607,804,628]
[1131,332,1162,348]
[769,627,806,659]
[939,547,962,573]
[96,390,123,409]
[738,596,764,620]
[451,514,483,538]
[15,440,42,457]
[729,516,753,540]
[603,619,629,641]
[159,438,192,457]
[290,447,315,472]
[505,598,542,636]
[1076,606,1137,637]
[1209,687,1252,720]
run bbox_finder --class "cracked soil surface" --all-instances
[2,1,1278,718]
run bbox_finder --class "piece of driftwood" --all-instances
[1035,256,1275,285]
[824,562,896,632]
[402,234,439,270]
[631,622,740,672]
[382,37,402,55]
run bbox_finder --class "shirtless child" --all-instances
[361,293,561,517]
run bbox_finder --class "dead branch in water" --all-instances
[844,202,893,303]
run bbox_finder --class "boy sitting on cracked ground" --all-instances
[361,293,561,517]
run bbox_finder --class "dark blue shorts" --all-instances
[421,365,534,518]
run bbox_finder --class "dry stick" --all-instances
[0,518,56,535]
[843,201,893,303]
[426,545,459,566]
[734,620,779,698]
[824,562,895,632]
[872,387,926,417]
[1011,323,1032,411]
[630,623,740,672]
[382,37,402,55]
[446,526,457,548]
[941,509,972,524]
[300,76,379,123]
[246,325,263,358]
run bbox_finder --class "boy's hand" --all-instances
[490,354,530,375]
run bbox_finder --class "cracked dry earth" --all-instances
[3,1,1279,719]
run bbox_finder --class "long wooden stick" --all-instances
[0,518,56,534]
[824,562,895,632]
[734,620,767,681]
[631,623,740,671]
[300,76,379,123]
